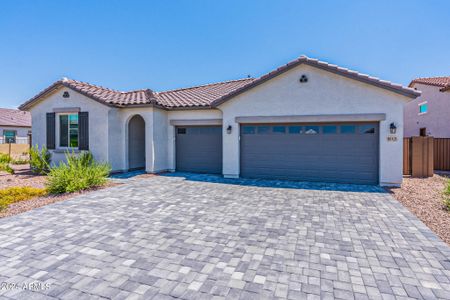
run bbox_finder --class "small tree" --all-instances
[444,180,450,211]
[30,145,51,175]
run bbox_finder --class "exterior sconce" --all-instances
[63,91,70,98]
[226,125,232,134]
[299,74,308,83]
[390,122,397,134]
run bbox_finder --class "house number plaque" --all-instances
[387,135,398,142]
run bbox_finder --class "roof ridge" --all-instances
[63,78,124,93]
[0,107,25,112]
[158,78,254,94]
[413,75,450,80]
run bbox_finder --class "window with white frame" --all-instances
[59,113,79,148]
[3,130,16,143]
[419,102,428,114]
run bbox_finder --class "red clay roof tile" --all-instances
[156,78,255,108]
[409,76,450,91]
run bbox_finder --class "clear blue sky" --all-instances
[1,0,449,108]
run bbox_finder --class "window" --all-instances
[420,128,427,137]
[257,126,270,134]
[305,126,319,135]
[419,103,428,114]
[273,126,286,134]
[177,128,186,134]
[59,114,78,148]
[360,125,375,134]
[242,126,256,134]
[4,130,16,143]
[340,125,356,134]
[288,126,302,134]
[323,125,337,134]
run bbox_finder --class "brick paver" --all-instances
[1,173,450,299]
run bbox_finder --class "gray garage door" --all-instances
[240,123,379,184]
[176,126,222,174]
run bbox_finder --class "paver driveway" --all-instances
[1,174,450,300]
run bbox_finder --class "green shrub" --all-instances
[444,180,450,211]
[0,187,47,211]
[0,153,11,163]
[0,163,14,174]
[46,151,111,194]
[11,158,29,165]
[30,145,51,174]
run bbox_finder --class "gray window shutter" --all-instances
[46,112,55,149]
[78,112,89,150]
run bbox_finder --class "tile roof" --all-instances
[0,108,31,127]
[19,77,255,110]
[156,78,255,108]
[19,78,158,109]
[409,76,450,91]
[19,55,419,111]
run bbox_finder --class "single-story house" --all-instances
[0,108,31,144]
[405,76,450,138]
[19,56,420,186]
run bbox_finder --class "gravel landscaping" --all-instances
[0,164,118,218]
[388,173,450,245]
[0,164,46,189]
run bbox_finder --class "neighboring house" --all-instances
[404,76,450,137]
[19,56,420,186]
[0,108,31,144]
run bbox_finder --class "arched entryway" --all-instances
[128,115,146,170]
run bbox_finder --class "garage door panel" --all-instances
[242,158,376,170]
[240,123,379,184]
[176,126,222,174]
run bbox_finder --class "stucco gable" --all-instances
[217,64,411,115]
[212,56,419,107]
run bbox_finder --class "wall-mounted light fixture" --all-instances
[226,125,232,134]
[299,74,308,83]
[390,122,397,134]
[63,91,70,98]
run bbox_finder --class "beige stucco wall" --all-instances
[111,107,155,172]
[29,87,111,167]
[28,65,411,186]
[27,87,162,173]
[404,83,450,138]
[218,64,410,186]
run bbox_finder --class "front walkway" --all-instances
[0,174,449,299]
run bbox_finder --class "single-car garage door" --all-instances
[240,123,379,184]
[176,126,222,174]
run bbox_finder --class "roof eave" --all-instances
[116,102,167,110]
[441,86,450,92]
[166,105,214,111]
[19,81,118,111]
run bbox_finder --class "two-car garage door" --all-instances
[240,123,379,184]
[175,123,379,185]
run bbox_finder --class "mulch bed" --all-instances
[0,165,120,218]
[386,173,450,245]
